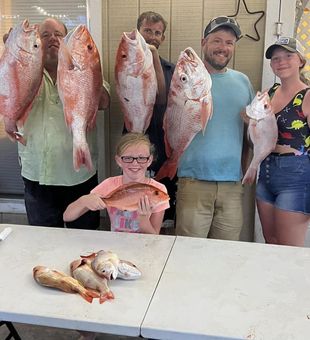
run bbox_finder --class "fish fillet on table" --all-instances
[81,250,142,280]
[156,47,213,180]
[0,20,43,145]
[33,265,99,303]
[115,29,157,133]
[57,24,103,171]
[70,258,114,304]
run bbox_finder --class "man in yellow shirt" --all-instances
[4,18,110,229]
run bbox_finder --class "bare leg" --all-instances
[256,199,277,244]
[274,208,309,247]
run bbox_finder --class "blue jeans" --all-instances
[256,154,310,214]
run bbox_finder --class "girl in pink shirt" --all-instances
[64,133,169,234]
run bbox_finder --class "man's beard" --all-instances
[205,54,230,71]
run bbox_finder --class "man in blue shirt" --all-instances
[176,16,254,240]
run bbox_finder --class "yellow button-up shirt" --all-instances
[18,70,107,186]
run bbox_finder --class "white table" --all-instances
[142,236,310,340]
[0,224,176,337]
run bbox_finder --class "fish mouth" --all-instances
[48,44,59,49]
[123,30,138,42]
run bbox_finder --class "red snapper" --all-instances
[57,25,103,171]
[156,47,213,180]
[0,20,43,145]
[115,29,157,133]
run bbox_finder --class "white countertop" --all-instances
[0,224,176,336]
[141,236,310,340]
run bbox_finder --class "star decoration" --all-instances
[228,0,265,41]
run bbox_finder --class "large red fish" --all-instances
[156,47,213,180]
[0,20,43,145]
[57,25,103,171]
[102,182,169,211]
[115,29,157,133]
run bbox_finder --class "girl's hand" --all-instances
[81,193,106,211]
[138,195,152,219]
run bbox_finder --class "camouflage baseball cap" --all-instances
[265,37,305,59]
[203,16,242,39]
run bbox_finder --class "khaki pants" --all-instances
[175,178,244,240]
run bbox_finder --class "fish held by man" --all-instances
[70,258,114,304]
[156,47,213,180]
[33,265,99,303]
[57,24,103,171]
[115,29,157,133]
[242,91,278,185]
[102,182,169,211]
[0,20,43,145]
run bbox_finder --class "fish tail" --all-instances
[242,167,257,185]
[155,160,178,181]
[78,290,93,303]
[201,96,213,134]
[99,291,115,304]
[78,287,100,303]
[73,143,93,172]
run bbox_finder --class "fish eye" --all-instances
[180,74,188,83]
[87,44,92,50]
[155,191,159,195]
[122,54,127,59]
[34,44,38,48]
[264,104,268,109]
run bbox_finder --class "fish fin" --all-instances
[88,112,97,130]
[201,95,213,135]
[73,143,93,172]
[59,38,75,70]
[155,159,178,181]
[242,167,257,185]
[80,252,97,260]
[123,114,132,132]
[78,290,94,303]
[99,291,115,304]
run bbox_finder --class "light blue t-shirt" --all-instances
[178,69,254,181]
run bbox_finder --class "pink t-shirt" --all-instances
[91,176,169,233]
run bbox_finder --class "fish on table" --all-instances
[57,24,103,172]
[155,47,213,180]
[70,258,114,304]
[33,265,99,303]
[0,20,43,145]
[115,29,157,133]
[81,250,142,281]
[242,91,278,185]
[101,182,169,212]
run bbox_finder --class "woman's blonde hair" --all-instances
[116,132,155,156]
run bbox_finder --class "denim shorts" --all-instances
[256,154,310,214]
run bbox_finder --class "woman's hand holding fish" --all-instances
[138,195,152,219]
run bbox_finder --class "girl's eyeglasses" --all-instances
[120,156,150,164]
